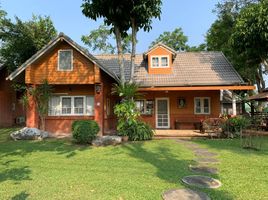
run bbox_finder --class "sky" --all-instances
[1,0,219,53]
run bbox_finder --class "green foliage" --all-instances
[127,121,154,141]
[231,0,268,69]
[81,24,132,54]
[150,28,207,52]
[222,116,251,137]
[206,0,264,90]
[112,82,141,100]
[150,28,188,51]
[0,14,57,72]
[114,99,140,136]
[17,80,53,130]
[72,120,99,144]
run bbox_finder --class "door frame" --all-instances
[155,97,170,129]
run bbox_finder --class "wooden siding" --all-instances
[147,46,173,74]
[25,41,100,84]
[139,90,221,129]
[0,68,25,127]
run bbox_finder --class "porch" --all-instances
[154,129,210,139]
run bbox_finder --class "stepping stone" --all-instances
[194,151,218,157]
[162,188,210,200]
[195,157,219,164]
[182,175,222,189]
[189,165,218,174]
[185,143,200,149]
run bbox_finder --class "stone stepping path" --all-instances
[182,175,222,189]
[193,150,218,158]
[194,157,219,164]
[189,165,218,174]
[162,139,222,199]
[162,188,211,200]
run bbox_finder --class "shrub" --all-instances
[72,120,99,144]
[222,116,251,137]
[117,120,154,141]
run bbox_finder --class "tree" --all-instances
[128,0,162,82]
[82,0,130,84]
[150,28,206,52]
[0,14,57,72]
[206,0,262,90]
[81,24,131,54]
[150,28,188,51]
[231,0,268,91]
[82,0,162,83]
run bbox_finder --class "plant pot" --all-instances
[122,136,129,142]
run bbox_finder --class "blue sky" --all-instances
[1,0,219,53]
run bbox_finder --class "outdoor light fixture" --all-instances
[95,84,102,94]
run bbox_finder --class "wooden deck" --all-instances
[154,129,209,139]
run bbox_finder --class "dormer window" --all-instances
[151,56,169,68]
[58,50,73,71]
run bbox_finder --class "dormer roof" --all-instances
[143,42,177,59]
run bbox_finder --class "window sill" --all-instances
[46,116,94,120]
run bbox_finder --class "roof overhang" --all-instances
[138,85,255,91]
[6,32,118,82]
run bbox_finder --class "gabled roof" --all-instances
[144,42,177,57]
[6,32,118,81]
[96,52,245,87]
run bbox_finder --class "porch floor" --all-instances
[154,129,209,139]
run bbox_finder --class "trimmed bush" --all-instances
[72,120,99,144]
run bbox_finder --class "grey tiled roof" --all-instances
[95,52,244,87]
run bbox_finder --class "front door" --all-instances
[156,98,170,128]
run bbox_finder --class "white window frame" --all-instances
[151,55,169,68]
[194,97,211,115]
[57,49,73,71]
[135,99,146,114]
[49,95,94,116]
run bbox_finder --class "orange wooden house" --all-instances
[0,64,25,127]
[6,33,254,135]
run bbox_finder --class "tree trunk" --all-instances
[255,65,265,93]
[114,26,125,84]
[129,19,137,83]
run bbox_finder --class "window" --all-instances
[58,50,73,71]
[152,57,159,67]
[135,99,154,115]
[151,56,169,68]
[194,97,210,114]
[49,96,94,116]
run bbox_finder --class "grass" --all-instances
[0,128,267,200]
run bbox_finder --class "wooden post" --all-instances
[26,85,39,128]
[232,91,237,116]
[94,83,104,135]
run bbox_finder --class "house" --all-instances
[6,33,254,135]
[0,64,25,127]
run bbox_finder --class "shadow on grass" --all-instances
[11,191,30,200]
[123,140,235,199]
[0,166,31,183]
[191,137,268,156]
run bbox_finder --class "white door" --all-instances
[156,98,170,128]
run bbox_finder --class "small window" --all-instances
[58,50,73,71]
[135,99,154,115]
[161,57,168,67]
[74,97,84,114]
[152,57,159,67]
[62,97,72,114]
[151,56,169,68]
[194,97,210,114]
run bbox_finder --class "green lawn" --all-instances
[0,128,267,200]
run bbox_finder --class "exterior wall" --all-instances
[139,90,221,129]
[0,68,25,127]
[147,46,173,74]
[25,41,98,85]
